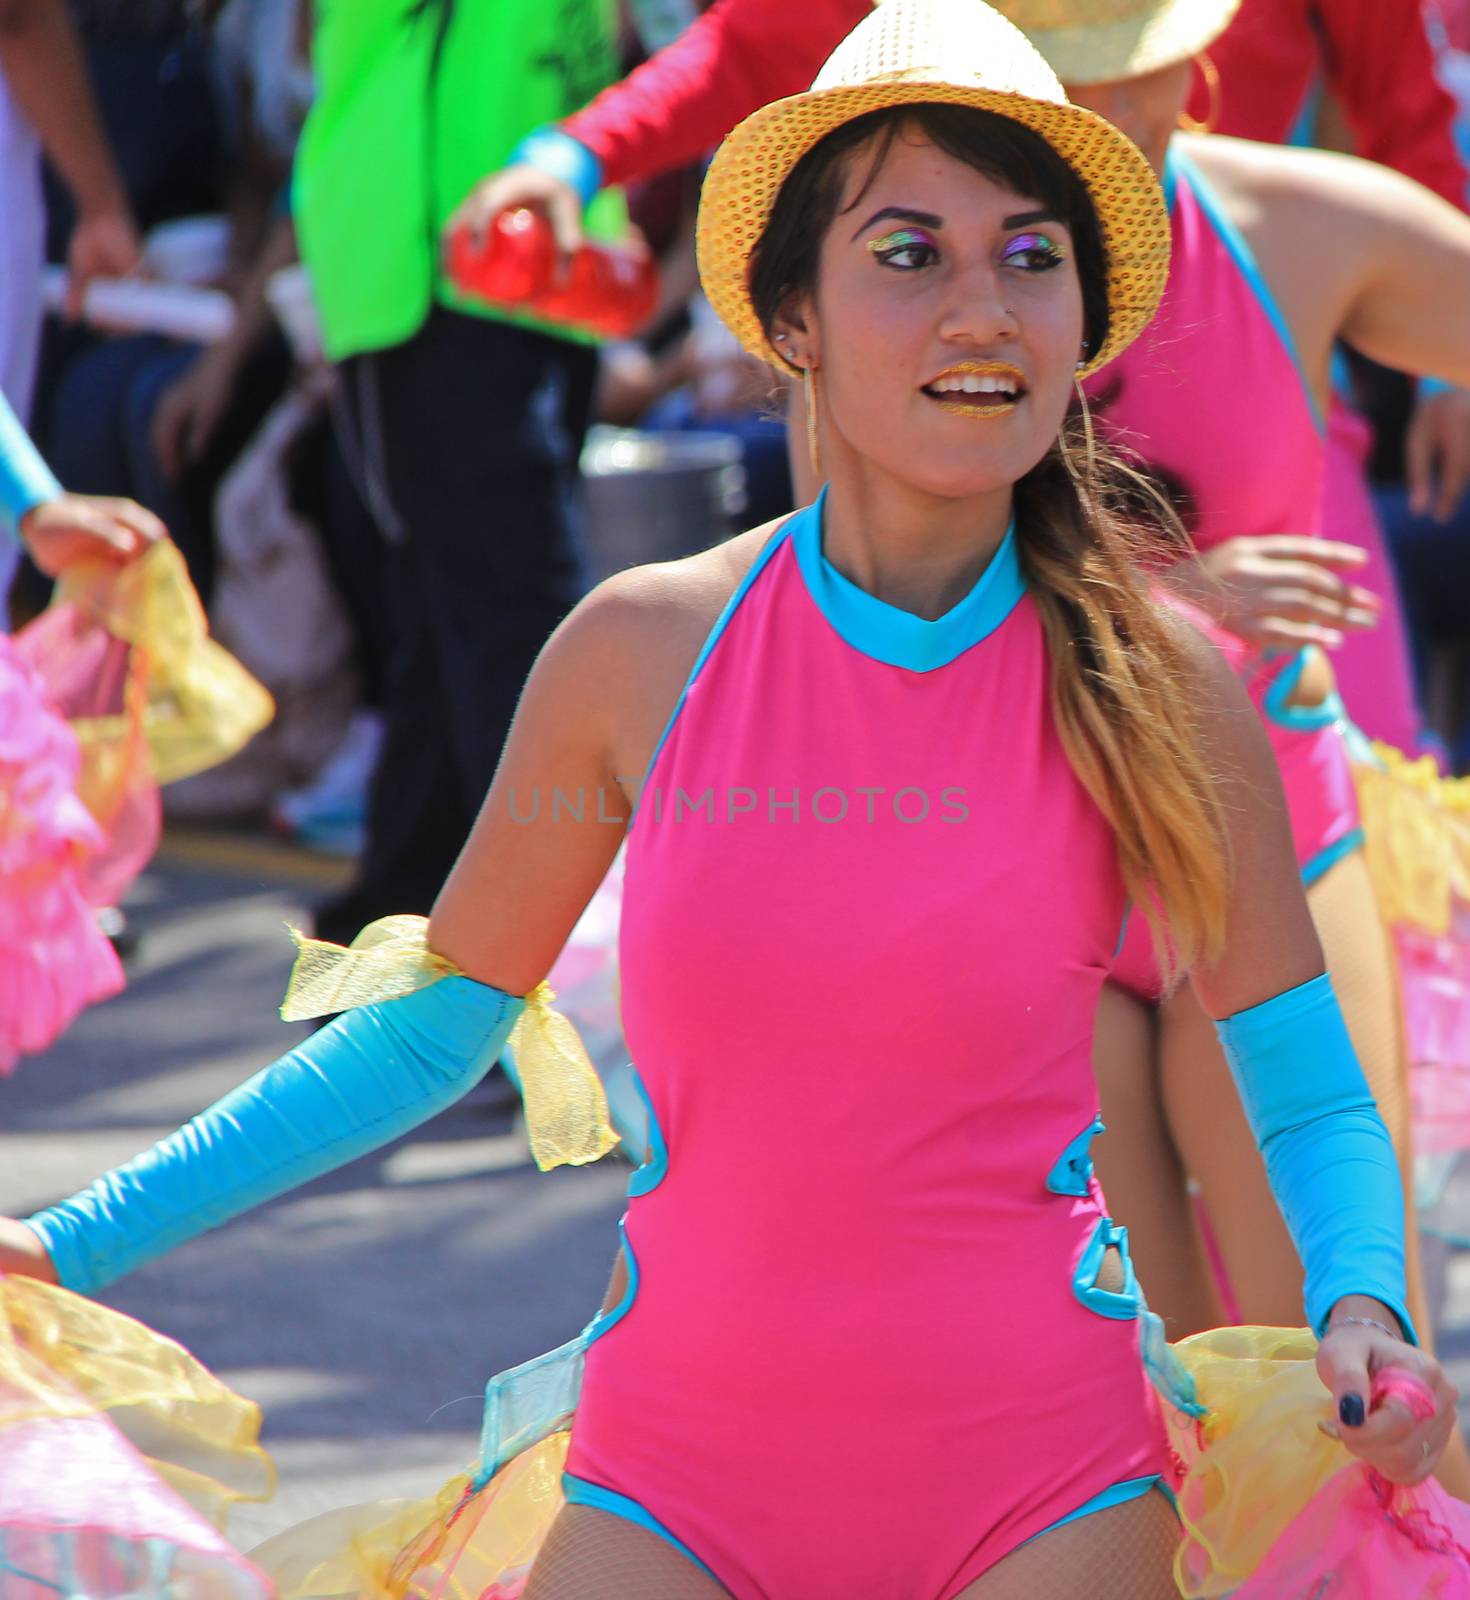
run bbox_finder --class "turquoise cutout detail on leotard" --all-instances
[1046,1118,1105,1198]
[475,1069,671,1488]
[791,488,1025,672]
[1072,1215,1143,1320]
[1166,146,1324,435]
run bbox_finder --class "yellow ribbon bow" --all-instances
[279,915,620,1171]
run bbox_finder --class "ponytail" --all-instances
[1017,415,1230,979]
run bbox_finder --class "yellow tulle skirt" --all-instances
[8,1273,1459,1599]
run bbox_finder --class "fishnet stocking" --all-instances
[955,1489,1180,1599]
[523,1506,731,1600]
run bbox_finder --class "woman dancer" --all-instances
[0,2,1456,1593]
[954,2,1470,1470]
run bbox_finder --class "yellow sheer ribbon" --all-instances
[1165,1326,1357,1597]
[56,539,274,787]
[279,915,620,1172]
[1354,742,1470,936]
[253,1432,570,1600]
[0,1273,275,1526]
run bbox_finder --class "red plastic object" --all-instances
[446,209,659,339]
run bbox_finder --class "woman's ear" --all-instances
[770,293,819,370]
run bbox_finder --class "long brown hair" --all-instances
[749,103,1229,973]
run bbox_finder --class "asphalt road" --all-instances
[6,832,1470,1554]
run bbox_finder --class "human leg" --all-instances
[953,1486,1179,1600]
[315,312,593,938]
[524,1505,731,1600]
[1091,981,1226,1335]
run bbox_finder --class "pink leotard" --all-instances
[1323,399,1425,752]
[562,495,1168,1597]
[1093,146,1363,1001]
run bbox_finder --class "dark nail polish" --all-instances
[1339,1393,1366,1428]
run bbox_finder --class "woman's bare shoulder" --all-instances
[571,514,791,669]
[1182,132,1410,238]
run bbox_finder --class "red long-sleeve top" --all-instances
[564,0,1466,208]
[563,0,866,186]
[1198,0,1467,207]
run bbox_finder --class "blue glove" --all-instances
[1216,972,1414,1341]
[0,386,62,546]
[27,976,524,1295]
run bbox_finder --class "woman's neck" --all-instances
[819,471,1015,622]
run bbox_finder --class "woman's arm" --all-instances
[1179,624,1456,1480]
[1206,137,1470,394]
[14,575,660,1292]
[0,0,140,310]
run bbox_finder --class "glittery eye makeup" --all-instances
[1001,231,1067,269]
[867,227,939,266]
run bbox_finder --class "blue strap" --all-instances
[511,126,604,211]
[1215,972,1413,1341]
[26,976,524,1294]
[0,387,61,547]
[1167,145,1324,436]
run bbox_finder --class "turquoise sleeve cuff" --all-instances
[1215,972,1414,1343]
[510,126,603,211]
[27,976,525,1295]
[0,387,61,545]
[1419,376,1457,400]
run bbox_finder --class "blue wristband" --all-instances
[1419,376,1458,400]
[0,387,62,546]
[1215,972,1414,1342]
[510,126,603,212]
[27,976,524,1294]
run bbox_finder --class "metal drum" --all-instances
[578,427,747,585]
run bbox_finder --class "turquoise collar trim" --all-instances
[1164,144,1324,435]
[790,489,1025,672]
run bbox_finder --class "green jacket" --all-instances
[295,0,627,361]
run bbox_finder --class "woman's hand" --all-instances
[445,163,585,261]
[1317,1300,1459,1484]
[20,493,166,577]
[1405,384,1470,524]
[0,1218,58,1283]
[64,201,143,320]
[1177,536,1383,652]
[150,344,242,480]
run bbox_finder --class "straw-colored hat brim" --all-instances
[697,78,1170,381]
[996,0,1241,85]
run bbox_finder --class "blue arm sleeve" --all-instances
[1215,972,1414,1342]
[509,126,604,210]
[26,976,525,1295]
[0,387,62,546]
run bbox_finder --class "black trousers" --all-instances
[315,309,596,942]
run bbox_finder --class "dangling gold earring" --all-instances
[1177,51,1220,135]
[803,365,822,481]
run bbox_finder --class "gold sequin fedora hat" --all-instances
[697,0,1173,382]
[989,0,1240,86]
